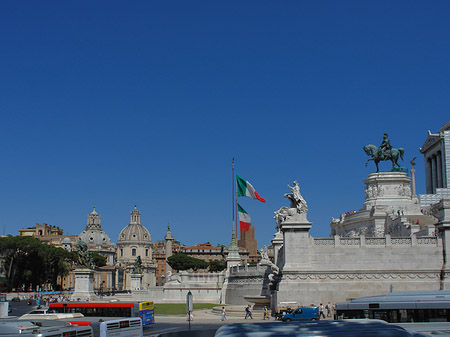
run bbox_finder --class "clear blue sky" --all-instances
[0,1,448,248]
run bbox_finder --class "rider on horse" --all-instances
[379,132,392,159]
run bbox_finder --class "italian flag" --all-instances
[238,203,251,231]
[236,174,266,203]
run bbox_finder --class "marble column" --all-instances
[426,157,433,194]
[437,152,443,189]
[431,155,437,194]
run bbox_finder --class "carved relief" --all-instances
[283,272,439,281]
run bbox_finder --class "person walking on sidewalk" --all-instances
[263,306,269,320]
[245,305,253,319]
[221,307,228,321]
[319,303,326,319]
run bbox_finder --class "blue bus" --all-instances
[138,301,155,326]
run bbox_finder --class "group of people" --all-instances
[219,305,270,321]
[220,303,335,321]
[319,302,335,319]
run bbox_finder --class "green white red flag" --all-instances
[236,174,266,202]
[238,203,251,231]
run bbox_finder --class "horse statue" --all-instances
[363,144,404,172]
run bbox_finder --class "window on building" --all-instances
[145,249,148,257]
[132,248,136,256]
[120,249,123,256]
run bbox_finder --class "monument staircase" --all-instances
[385,212,438,237]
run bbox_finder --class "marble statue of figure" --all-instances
[285,180,308,214]
[258,250,280,288]
[166,271,181,283]
[76,238,95,270]
[260,245,269,261]
[274,180,310,228]
[132,256,143,274]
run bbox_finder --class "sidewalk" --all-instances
[156,308,276,325]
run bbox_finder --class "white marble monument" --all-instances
[130,273,142,290]
[71,268,98,301]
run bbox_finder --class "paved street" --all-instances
[144,310,282,336]
[6,301,280,337]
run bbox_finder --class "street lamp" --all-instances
[186,290,193,331]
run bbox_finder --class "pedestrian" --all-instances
[245,305,253,319]
[187,310,194,321]
[221,307,228,321]
[326,302,332,317]
[263,306,269,320]
[319,303,325,319]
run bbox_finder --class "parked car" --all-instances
[11,297,20,302]
[282,306,319,321]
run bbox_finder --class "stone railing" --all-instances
[313,238,335,246]
[229,264,262,275]
[366,237,386,245]
[313,236,439,247]
[417,237,438,245]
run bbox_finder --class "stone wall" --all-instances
[224,264,269,305]
[112,271,225,303]
[275,234,442,306]
[222,234,443,307]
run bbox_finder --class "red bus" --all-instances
[49,302,137,318]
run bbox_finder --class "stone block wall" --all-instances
[275,235,443,306]
[224,265,269,305]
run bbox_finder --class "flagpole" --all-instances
[227,157,240,268]
[232,158,236,243]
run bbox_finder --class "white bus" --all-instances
[89,317,143,337]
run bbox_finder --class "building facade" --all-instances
[116,206,157,290]
[77,207,117,291]
[419,120,450,207]
[238,224,259,262]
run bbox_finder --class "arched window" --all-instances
[145,249,148,257]
[132,248,136,256]
[120,249,123,256]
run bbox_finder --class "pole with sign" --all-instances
[186,290,193,331]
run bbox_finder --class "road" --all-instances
[6,300,280,337]
[144,311,281,336]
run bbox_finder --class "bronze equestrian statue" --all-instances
[363,133,405,172]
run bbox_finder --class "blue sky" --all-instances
[0,1,448,248]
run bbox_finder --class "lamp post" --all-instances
[186,290,193,331]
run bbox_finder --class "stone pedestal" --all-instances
[130,273,142,290]
[226,238,241,269]
[71,268,98,301]
[275,215,313,305]
[331,172,429,237]
[280,215,312,272]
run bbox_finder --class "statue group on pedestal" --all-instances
[76,238,95,270]
[363,132,405,172]
[132,256,143,274]
[274,180,308,227]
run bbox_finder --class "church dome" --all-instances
[78,206,114,248]
[79,228,113,246]
[117,206,152,244]
[118,223,151,243]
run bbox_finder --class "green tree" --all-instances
[91,252,107,268]
[208,260,227,272]
[0,236,43,290]
[167,254,206,271]
[0,236,75,291]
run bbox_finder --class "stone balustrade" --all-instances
[313,235,439,247]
